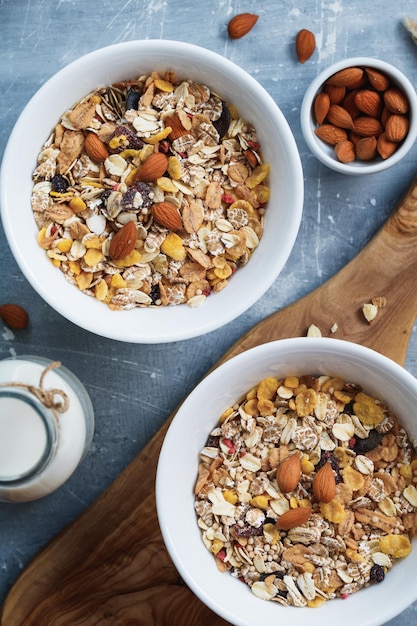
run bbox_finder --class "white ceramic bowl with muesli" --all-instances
[156,337,417,626]
[0,40,303,343]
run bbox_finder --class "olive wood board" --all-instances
[3,176,417,625]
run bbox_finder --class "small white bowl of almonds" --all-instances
[300,57,417,174]
[0,40,303,343]
[156,337,417,626]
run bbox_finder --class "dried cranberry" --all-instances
[353,429,383,455]
[370,564,385,583]
[51,174,68,193]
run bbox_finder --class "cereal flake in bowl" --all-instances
[0,40,303,343]
[156,338,417,626]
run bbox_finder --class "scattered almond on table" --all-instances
[0,304,29,329]
[296,28,316,63]
[227,13,259,39]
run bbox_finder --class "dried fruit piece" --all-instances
[313,462,336,502]
[0,304,29,329]
[276,453,301,493]
[108,221,137,260]
[296,28,316,64]
[227,13,258,39]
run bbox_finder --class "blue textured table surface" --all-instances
[1,1,417,624]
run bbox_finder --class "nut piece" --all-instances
[356,136,377,161]
[227,13,259,39]
[312,462,336,503]
[84,132,109,162]
[334,140,356,163]
[108,220,137,260]
[362,302,378,323]
[276,507,312,530]
[327,104,355,130]
[0,304,29,329]
[151,201,183,231]
[296,28,316,64]
[276,452,301,493]
[384,89,409,114]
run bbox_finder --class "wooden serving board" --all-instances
[3,177,417,625]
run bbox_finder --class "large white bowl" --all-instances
[0,40,303,343]
[156,337,417,626]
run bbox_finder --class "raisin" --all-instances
[206,435,220,448]
[370,564,385,583]
[149,284,160,305]
[213,102,231,138]
[122,182,154,211]
[51,174,68,193]
[353,429,384,455]
[125,87,141,111]
[231,523,264,538]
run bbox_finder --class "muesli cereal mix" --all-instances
[194,374,417,607]
[31,70,269,309]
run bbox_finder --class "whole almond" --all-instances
[227,13,258,39]
[354,89,382,118]
[334,140,356,163]
[377,132,398,159]
[327,104,355,130]
[276,452,301,493]
[0,304,29,329]
[108,220,137,260]
[365,67,390,91]
[354,116,383,137]
[133,152,168,182]
[314,124,348,145]
[296,28,316,64]
[385,114,409,142]
[324,84,346,104]
[312,462,336,503]
[356,136,378,161]
[384,88,409,114]
[84,132,109,162]
[276,507,312,530]
[313,92,330,125]
[151,201,183,231]
[342,90,361,119]
[326,67,364,87]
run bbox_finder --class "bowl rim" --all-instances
[156,336,417,625]
[0,39,304,343]
[300,56,417,175]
